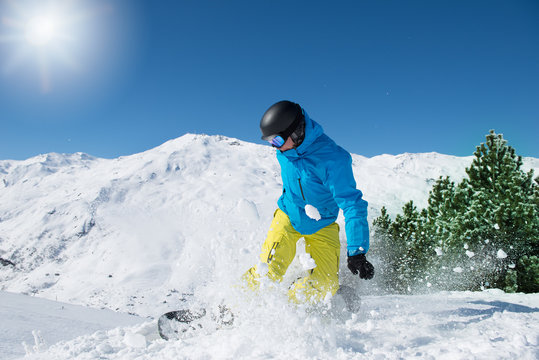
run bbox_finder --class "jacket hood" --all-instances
[280,110,324,159]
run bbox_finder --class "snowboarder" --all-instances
[244,100,374,304]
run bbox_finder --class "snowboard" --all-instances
[157,285,359,340]
[158,304,234,341]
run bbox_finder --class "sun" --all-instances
[25,15,59,47]
[0,0,103,93]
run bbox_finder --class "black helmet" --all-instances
[260,100,303,141]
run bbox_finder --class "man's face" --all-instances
[277,136,295,152]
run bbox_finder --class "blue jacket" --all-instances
[276,111,369,256]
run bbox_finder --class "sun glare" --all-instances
[0,0,108,93]
[25,15,58,46]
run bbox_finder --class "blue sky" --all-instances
[0,0,538,160]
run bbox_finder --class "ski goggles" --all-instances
[269,135,286,148]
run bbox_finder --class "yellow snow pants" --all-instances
[243,209,340,304]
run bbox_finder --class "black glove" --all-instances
[347,254,374,280]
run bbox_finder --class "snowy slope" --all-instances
[0,134,538,359]
[0,291,142,360]
[13,289,539,360]
[0,135,284,316]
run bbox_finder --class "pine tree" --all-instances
[392,201,429,292]
[462,130,538,291]
[372,130,538,293]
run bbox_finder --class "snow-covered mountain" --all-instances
[1,134,538,315]
[1,134,538,359]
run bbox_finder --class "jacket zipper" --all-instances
[298,178,306,201]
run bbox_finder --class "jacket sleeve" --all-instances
[324,150,369,256]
